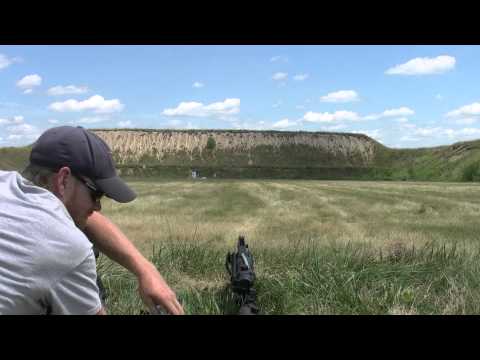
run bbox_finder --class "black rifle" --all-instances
[225,236,259,315]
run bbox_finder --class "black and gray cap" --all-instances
[30,126,136,203]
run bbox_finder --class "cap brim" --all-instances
[95,176,137,203]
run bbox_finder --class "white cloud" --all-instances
[0,115,25,125]
[272,72,288,81]
[293,73,309,81]
[402,123,417,129]
[320,90,359,103]
[385,55,456,75]
[192,82,204,89]
[408,127,480,141]
[47,85,89,96]
[48,119,59,124]
[446,102,480,118]
[363,107,415,120]
[353,129,382,142]
[400,136,420,142]
[456,128,480,137]
[78,117,109,124]
[232,121,267,131]
[167,119,182,126]
[0,54,21,70]
[270,55,288,63]
[16,74,42,91]
[272,118,298,129]
[413,127,446,137]
[118,120,134,128]
[162,98,240,118]
[6,123,41,142]
[303,110,360,123]
[49,95,125,113]
[394,117,409,123]
[455,118,477,125]
[383,107,415,117]
[365,129,382,140]
[436,94,444,100]
[320,124,347,131]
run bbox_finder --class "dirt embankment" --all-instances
[93,129,379,167]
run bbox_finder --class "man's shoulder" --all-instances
[0,170,93,271]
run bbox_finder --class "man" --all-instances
[0,126,183,315]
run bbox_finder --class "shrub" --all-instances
[206,136,216,151]
[462,162,480,182]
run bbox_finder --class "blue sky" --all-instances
[1,45,480,148]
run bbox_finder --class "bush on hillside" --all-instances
[462,162,480,182]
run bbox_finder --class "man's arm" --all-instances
[84,211,184,315]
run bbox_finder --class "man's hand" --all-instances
[84,211,184,315]
[137,262,185,315]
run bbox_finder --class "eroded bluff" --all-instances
[92,130,380,168]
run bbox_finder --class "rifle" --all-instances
[225,236,259,315]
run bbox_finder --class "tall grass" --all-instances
[98,239,480,315]
[97,180,480,314]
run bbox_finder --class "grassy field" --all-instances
[98,179,480,315]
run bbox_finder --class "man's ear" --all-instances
[52,166,73,200]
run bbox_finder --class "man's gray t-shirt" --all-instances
[0,170,102,315]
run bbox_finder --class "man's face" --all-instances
[64,174,102,230]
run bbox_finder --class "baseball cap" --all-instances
[30,126,136,203]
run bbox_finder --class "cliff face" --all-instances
[93,129,380,168]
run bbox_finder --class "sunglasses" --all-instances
[72,173,105,202]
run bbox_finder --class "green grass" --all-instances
[97,179,480,314]
[99,239,480,315]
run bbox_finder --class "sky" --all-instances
[1,45,480,148]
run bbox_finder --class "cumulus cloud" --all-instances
[400,135,420,142]
[270,55,288,63]
[320,90,359,103]
[232,121,267,131]
[0,115,25,125]
[272,118,298,129]
[363,107,415,120]
[0,54,21,70]
[409,127,480,140]
[272,72,288,81]
[162,98,240,118]
[167,119,182,127]
[385,55,456,75]
[16,74,42,93]
[192,82,204,88]
[118,120,134,128]
[320,124,347,131]
[6,123,41,142]
[77,117,109,124]
[363,129,382,141]
[303,110,360,123]
[455,118,477,125]
[163,119,200,129]
[47,85,89,96]
[293,73,309,81]
[49,95,125,113]
[446,102,480,118]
